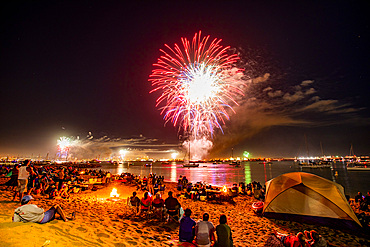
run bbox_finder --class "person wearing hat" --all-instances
[13,195,73,223]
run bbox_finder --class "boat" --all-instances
[295,159,332,169]
[183,161,199,168]
[346,165,370,171]
[345,149,370,171]
[144,163,152,167]
[346,158,370,171]
[259,161,272,165]
[182,136,199,168]
[229,161,241,166]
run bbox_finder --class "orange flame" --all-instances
[222,185,227,193]
[110,188,119,197]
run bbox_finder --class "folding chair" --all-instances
[151,203,165,221]
[165,207,180,223]
[139,205,153,220]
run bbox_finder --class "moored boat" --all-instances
[229,161,241,166]
[346,166,370,171]
[183,161,199,168]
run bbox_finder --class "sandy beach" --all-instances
[0,178,369,247]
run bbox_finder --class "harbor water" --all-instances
[98,161,369,198]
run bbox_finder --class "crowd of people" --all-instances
[177,175,266,202]
[352,191,370,211]
[2,161,368,246]
[127,188,233,247]
[1,160,118,202]
[266,230,328,247]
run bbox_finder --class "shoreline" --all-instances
[0,179,369,246]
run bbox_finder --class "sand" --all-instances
[0,179,369,247]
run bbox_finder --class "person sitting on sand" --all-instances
[355,191,364,203]
[140,191,153,214]
[60,183,70,198]
[152,193,165,219]
[13,195,74,223]
[179,208,196,243]
[274,231,306,247]
[304,230,327,247]
[164,191,181,221]
[129,191,140,213]
[195,213,216,247]
[152,193,165,208]
[215,214,233,247]
[362,191,370,211]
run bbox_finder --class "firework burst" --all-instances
[57,136,76,159]
[149,31,244,138]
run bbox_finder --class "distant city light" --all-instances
[243,151,250,158]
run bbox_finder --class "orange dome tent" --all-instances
[263,172,362,231]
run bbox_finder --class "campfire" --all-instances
[222,185,228,193]
[110,188,120,198]
[106,188,122,202]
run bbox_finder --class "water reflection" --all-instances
[244,163,252,184]
[170,163,177,182]
[116,163,126,175]
[97,161,368,197]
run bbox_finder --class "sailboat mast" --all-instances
[350,143,355,156]
[188,138,191,161]
[304,134,309,157]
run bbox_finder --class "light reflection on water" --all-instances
[99,161,369,197]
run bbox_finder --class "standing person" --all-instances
[195,213,215,247]
[13,195,73,223]
[215,214,233,247]
[179,208,196,243]
[26,164,37,195]
[5,164,19,191]
[13,160,31,202]
[148,174,154,195]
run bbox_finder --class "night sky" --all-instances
[1,1,369,159]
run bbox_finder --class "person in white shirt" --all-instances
[13,160,31,202]
[13,195,73,223]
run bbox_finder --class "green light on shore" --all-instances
[243,151,250,158]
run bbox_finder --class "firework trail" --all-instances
[149,31,244,140]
